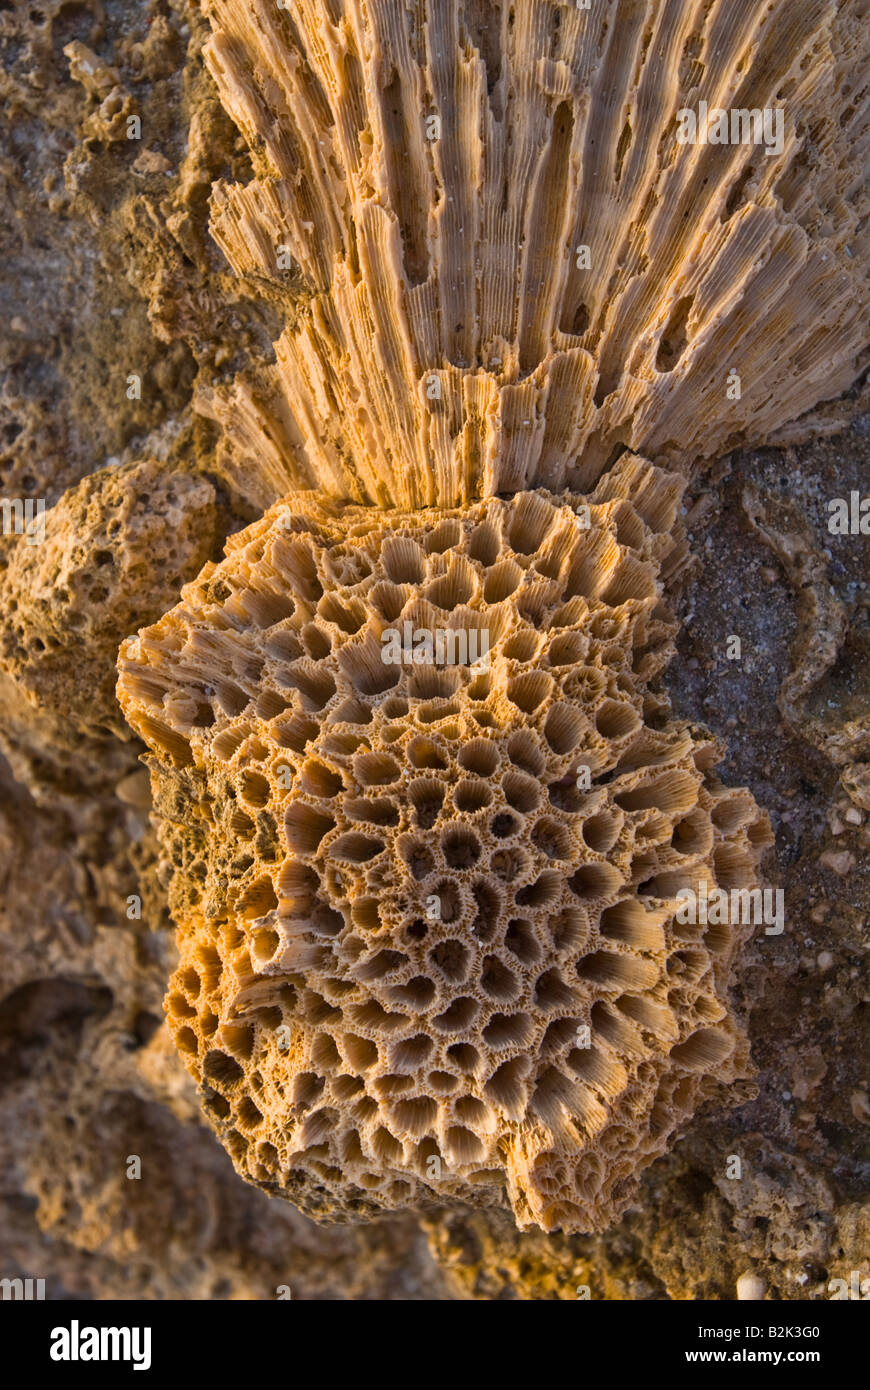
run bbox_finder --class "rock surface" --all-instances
[0,0,868,1299]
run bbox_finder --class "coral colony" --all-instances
[113,0,868,1236]
[119,478,771,1231]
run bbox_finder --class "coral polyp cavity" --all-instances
[118,460,771,1231]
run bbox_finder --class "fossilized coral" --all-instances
[115,0,870,1234]
[199,0,870,511]
[118,457,771,1230]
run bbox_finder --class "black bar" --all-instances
[3,1295,864,1377]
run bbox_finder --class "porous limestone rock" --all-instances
[0,458,219,754]
[3,0,869,1296]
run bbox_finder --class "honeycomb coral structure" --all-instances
[118,457,772,1232]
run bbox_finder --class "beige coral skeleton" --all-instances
[118,0,869,1232]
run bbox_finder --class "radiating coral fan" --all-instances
[199,0,870,511]
[118,458,771,1230]
[116,0,869,1232]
